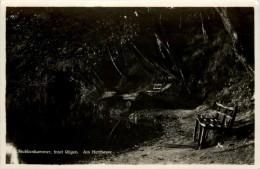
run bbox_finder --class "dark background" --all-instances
[6,7,254,164]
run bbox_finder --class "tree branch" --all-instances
[107,46,127,79]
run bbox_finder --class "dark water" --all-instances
[11,116,162,164]
[6,75,163,164]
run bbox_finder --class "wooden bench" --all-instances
[147,83,163,96]
[193,102,240,149]
[153,83,162,92]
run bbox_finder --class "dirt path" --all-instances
[89,108,254,164]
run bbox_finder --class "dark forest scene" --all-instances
[5,7,254,164]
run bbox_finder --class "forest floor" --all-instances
[89,106,255,164]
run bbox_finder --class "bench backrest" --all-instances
[153,83,162,89]
[214,102,239,129]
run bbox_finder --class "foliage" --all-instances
[6,7,254,144]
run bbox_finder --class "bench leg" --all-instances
[198,126,202,148]
[193,119,199,141]
[199,127,207,149]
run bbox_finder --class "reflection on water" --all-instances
[6,79,163,164]
[10,116,162,164]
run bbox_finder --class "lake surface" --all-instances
[13,116,163,164]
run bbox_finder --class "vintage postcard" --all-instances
[0,0,259,168]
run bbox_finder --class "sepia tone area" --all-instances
[5,7,254,164]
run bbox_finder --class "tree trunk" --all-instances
[215,7,254,77]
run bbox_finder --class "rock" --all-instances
[216,142,224,148]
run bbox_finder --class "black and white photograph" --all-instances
[0,1,258,167]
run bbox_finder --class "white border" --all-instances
[0,0,258,7]
[0,1,259,169]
